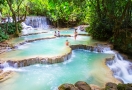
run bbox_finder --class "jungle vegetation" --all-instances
[0,0,132,55]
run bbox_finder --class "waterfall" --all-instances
[24,16,50,29]
[100,45,132,83]
[107,52,132,83]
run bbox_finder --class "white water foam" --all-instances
[3,67,24,72]
[105,50,132,83]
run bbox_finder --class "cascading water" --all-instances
[21,22,32,29]
[106,51,132,83]
[24,16,49,29]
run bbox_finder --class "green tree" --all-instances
[6,0,28,36]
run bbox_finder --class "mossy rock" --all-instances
[58,83,78,90]
[117,83,132,90]
[75,81,91,90]
[105,82,117,90]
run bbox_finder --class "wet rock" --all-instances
[89,46,94,51]
[58,83,78,90]
[60,35,71,37]
[63,54,68,61]
[41,58,47,64]
[35,57,39,63]
[78,45,85,49]
[83,45,87,50]
[105,82,118,90]
[70,45,79,50]
[54,57,58,63]
[75,81,91,90]
[7,60,14,67]
[86,46,90,50]
[57,56,63,63]
[47,58,53,64]
[23,60,27,66]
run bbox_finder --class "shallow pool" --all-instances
[0,28,119,90]
[0,50,114,90]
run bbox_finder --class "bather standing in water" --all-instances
[54,31,57,36]
[74,29,78,40]
[57,31,60,37]
[65,40,70,46]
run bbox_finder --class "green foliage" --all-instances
[27,0,89,27]
[0,23,22,35]
[0,0,5,4]
[7,23,16,35]
[110,30,132,55]
[88,18,113,40]
[0,27,9,42]
[0,23,22,42]
[117,84,126,90]
[88,0,132,40]
[87,0,132,55]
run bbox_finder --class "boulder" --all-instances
[75,81,91,90]
[58,83,78,90]
[105,82,118,90]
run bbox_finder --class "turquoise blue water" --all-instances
[0,50,113,90]
[9,29,88,44]
[0,28,115,90]
[0,33,97,60]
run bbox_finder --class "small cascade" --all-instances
[107,53,132,83]
[0,61,19,72]
[0,60,19,69]
[98,45,132,83]
[93,44,112,53]
[24,16,49,29]
[41,58,48,64]
[0,61,10,68]
[21,22,33,29]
